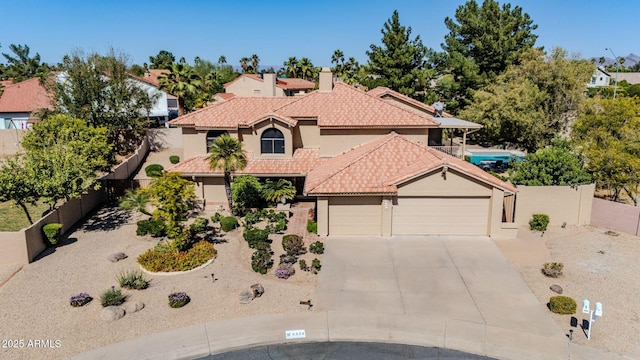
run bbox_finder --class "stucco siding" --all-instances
[199,177,227,204]
[182,127,207,159]
[293,120,320,149]
[397,169,493,197]
[320,129,428,157]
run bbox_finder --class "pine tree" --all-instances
[365,10,435,101]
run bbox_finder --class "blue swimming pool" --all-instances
[466,149,525,165]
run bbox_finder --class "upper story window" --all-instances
[207,130,229,152]
[261,128,285,154]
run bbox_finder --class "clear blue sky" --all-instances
[1,0,637,68]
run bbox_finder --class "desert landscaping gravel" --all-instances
[0,206,319,360]
[497,225,640,357]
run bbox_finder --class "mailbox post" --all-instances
[582,299,603,340]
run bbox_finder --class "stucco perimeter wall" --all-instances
[0,138,149,265]
[514,184,595,226]
[591,198,640,236]
[0,129,26,157]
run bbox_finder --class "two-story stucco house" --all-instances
[169,68,517,238]
[224,73,316,97]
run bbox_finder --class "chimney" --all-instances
[319,67,333,93]
[263,73,276,96]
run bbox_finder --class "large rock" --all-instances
[101,306,125,322]
[107,253,128,263]
[124,301,145,314]
[550,284,563,294]
[239,291,253,304]
[251,283,264,298]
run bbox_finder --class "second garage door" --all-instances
[393,197,490,235]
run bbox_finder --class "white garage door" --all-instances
[329,197,381,235]
[393,197,490,235]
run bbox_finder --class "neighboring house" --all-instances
[131,69,179,124]
[169,68,517,238]
[588,67,611,87]
[224,73,315,97]
[613,72,640,85]
[0,77,53,129]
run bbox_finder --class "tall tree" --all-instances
[439,0,538,112]
[21,114,113,210]
[297,57,316,80]
[158,62,199,115]
[2,44,49,82]
[461,47,593,151]
[239,57,251,73]
[149,50,175,70]
[365,10,435,100]
[283,57,298,78]
[53,50,155,154]
[509,137,591,186]
[0,156,38,224]
[572,97,640,204]
[250,54,260,74]
[331,49,345,71]
[218,55,227,65]
[206,134,247,213]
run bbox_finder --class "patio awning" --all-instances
[436,117,482,129]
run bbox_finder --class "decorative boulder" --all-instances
[124,301,145,314]
[251,283,264,298]
[101,306,125,322]
[550,284,563,294]
[107,253,128,263]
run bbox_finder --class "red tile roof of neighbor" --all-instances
[224,74,316,90]
[304,132,517,195]
[170,82,440,129]
[132,69,168,87]
[0,77,54,113]
[168,148,325,176]
[214,92,236,101]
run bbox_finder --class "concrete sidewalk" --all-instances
[71,310,622,360]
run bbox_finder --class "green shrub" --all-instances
[243,228,270,249]
[309,241,324,255]
[549,296,577,314]
[169,155,180,164]
[306,221,317,234]
[220,216,238,232]
[282,234,306,255]
[251,249,274,274]
[311,258,322,274]
[145,164,164,177]
[211,212,222,223]
[530,214,550,231]
[100,287,126,307]
[231,175,264,210]
[42,223,63,245]
[168,292,190,308]
[275,262,295,279]
[541,262,564,278]
[243,211,263,229]
[299,259,308,271]
[266,209,288,223]
[116,270,149,290]
[137,240,217,272]
[279,254,297,264]
[136,219,166,237]
[189,217,209,234]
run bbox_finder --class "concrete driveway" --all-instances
[316,236,563,338]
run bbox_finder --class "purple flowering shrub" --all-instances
[168,292,190,308]
[69,293,93,307]
[275,263,295,279]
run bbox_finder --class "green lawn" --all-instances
[0,201,50,232]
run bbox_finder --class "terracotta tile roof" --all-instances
[304,132,517,195]
[169,97,298,129]
[0,77,54,113]
[224,74,315,91]
[213,92,236,101]
[367,86,454,118]
[168,148,324,176]
[132,69,168,87]
[276,83,439,128]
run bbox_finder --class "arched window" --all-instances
[206,130,228,152]
[261,128,285,154]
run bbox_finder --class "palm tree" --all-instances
[119,189,152,219]
[207,135,247,212]
[331,49,344,66]
[250,54,260,73]
[283,57,298,78]
[261,179,296,204]
[218,55,227,65]
[298,57,314,80]
[158,63,199,116]
[239,57,250,73]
